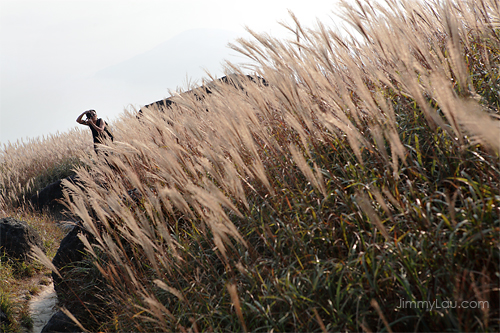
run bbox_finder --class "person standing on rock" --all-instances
[76,109,113,154]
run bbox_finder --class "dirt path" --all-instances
[29,282,57,333]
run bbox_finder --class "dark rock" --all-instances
[141,74,268,112]
[52,224,87,296]
[50,224,107,331]
[0,217,45,262]
[0,308,10,328]
[30,174,77,212]
[41,310,81,333]
[143,97,175,111]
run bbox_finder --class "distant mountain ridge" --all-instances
[96,28,243,89]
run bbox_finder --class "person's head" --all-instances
[86,109,97,120]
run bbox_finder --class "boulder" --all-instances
[0,308,10,328]
[30,174,77,212]
[50,224,105,330]
[0,217,44,262]
[41,310,81,333]
[51,224,87,296]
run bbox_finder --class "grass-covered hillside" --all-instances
[1,0,499,331]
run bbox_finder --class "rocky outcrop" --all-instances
[41,310,81,333]
[30,174,77,212]
[141,74,268,112]
[0,309,10,329]
[0,217,44,262]
[51,224,88,296]
[50,224,106,331]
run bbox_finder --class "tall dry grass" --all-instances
[26,0,500,331]
[0,128,93,211]
[0,128,92,331]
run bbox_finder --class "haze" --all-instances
[0,0,345,144]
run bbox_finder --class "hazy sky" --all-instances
[0,0,348,144]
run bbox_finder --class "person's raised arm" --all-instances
[76,111,89,124]
[86,117,105,134]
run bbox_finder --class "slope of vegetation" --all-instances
[0,128,91,210]
[2,0,499,332]
[0,210,65,332]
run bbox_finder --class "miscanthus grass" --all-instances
[0,128,92,331]
[0,128,92,210]
[23,0,500,331]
